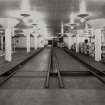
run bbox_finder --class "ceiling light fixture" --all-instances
[69,12,76,29]
[77,0,89,23]
[20,0,31,17]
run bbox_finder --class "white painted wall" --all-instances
[15,37,34,48]
[15,36,45,48]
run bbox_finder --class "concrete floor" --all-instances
[66,49,105,72]
[18,48,51,72]
[54,48,90,71]
[0,89,105,105]
[0,49,40,75]
[0,48,51,89]
[0,48,105,105]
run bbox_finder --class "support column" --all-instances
[37,37,39,48]
[41,37,44,48]
[12,28,16,53]
[25,30,31,53]
[68,36,72,49]
[94,29,102,61]
[61,23,64,36]
[1,36,4,51]
[5,28,12,62]
[12,37,16,53]
[34,35,38,50]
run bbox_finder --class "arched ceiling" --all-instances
[0,0,105,34]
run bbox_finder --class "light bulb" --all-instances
[80,17,85,22]
[71,26,74,29]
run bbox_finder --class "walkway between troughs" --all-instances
[0,47,105,105]
[0,49,42,75]
[64,48,105,72]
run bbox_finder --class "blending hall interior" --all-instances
[0,0,105,105]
